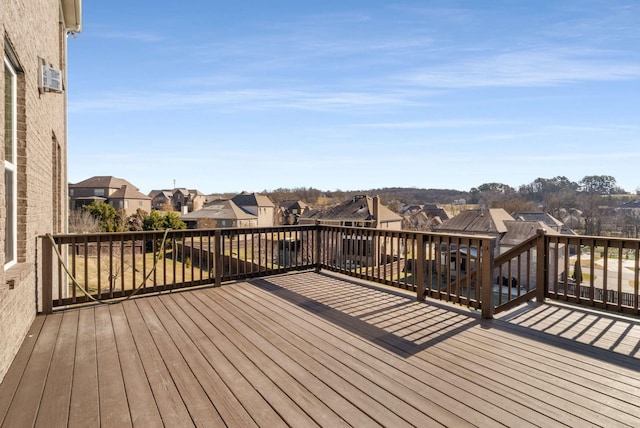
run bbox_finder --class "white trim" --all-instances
[4,56,18,270]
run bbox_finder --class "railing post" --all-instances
[214,229,222,287]
[416,233,425,301]
[481,237,496,319]
[536,229,547,302]
[315,221,322,273]
[41,235,53,314]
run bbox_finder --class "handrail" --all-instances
[493,232,539,266]
[492,230,541,314]
[39,225,640,317]
[40,225,317,312]
[44,229,170,305]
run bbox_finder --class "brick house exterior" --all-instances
[231,192,275,227]
[181,192,276,229]
[149,188,206,213]
[70,176,152,217]
[182,198,259,229]
[300,195,403,229]
[0,0,81,382]
[108,185,152,216]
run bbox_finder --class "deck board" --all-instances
[0,316,45,426]
[1,314,62,428]
[250,276,544,427]
[180,292,320,427]
[109,303,163,427]
[367,301,635,425]
[94,305,133,427]
[2,271,640,427]
[167,293,287,427]
[34,310,77,428]
[136,298,226,427]
[155,296,259,428]
[68,308,99,428]
[206,288,417,427]
[219,284,466,427]
[183,291,340,427]
[122,298,195,427]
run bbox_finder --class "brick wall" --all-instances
[0,0,70,382]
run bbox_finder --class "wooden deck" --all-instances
[1,271,640,427]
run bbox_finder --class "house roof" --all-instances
[436,208,513,235]
[70,176,138,191]
[149,190,173,200]
[500,220,560,247]
[173,188,189,196]
[513,212,563,228]
[232,192,275,208]
[621,200,640,209]
[149,188,205,199]
[402,205,423,214]
[183,199,257,221]
[109,185,151,201]
[303,195,402,223]
[280,200,309,211]
[514,212,577,235]
[422,206,450,221]
[300,208,324,220]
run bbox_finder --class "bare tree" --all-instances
[69,209,101,233]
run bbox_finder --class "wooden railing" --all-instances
[40,225,640,318]
[544,233,640,315]
[317,226,497,317]
[41,225,317,313]
[492,231,542,314]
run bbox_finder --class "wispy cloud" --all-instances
[354,119,513,129]
[69,86,425,114]
[400,47,640,88]
[68,1,640,193]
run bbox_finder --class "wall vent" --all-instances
[41,64,63,92]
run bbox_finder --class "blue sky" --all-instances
[67,1,640,195]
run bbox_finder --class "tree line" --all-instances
[69,201,186,233]
[469,175,638,237]
[261,176,639,237]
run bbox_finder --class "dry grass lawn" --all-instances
[68,251,205,296]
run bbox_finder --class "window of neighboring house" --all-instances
[124,200,129,209]
[4,55,17,269]
[69,188,74,196]
[138,201,143,207]
[94,188,104,196]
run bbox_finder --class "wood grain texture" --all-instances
[1,271,639,427]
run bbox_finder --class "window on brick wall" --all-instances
[4,55,18,269]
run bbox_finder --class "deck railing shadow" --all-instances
[492,301,640,372]
[250,273,481,357]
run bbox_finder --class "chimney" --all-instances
[373,196,380,228]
